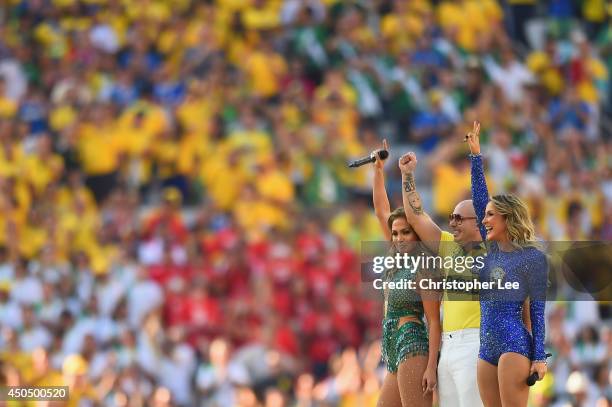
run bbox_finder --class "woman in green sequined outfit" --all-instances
[372,140,441,407]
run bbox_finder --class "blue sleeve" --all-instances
[470,154,489,241]
[527,250,548,361]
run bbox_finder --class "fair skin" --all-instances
[466,121,531,331]
[390,218,440,397]
[389,144,484,407]
[375,217,438,407]
[450,200,482,247]
[374,141,480,248]
[482,202,514,252]
[373,139,392,241]
[373,148,440,407]
[397,153,482,253]
[466,121,547,407]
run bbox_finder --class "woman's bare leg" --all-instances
[397,355,431,407]
[477,359,502,407]
[377,372,402,407]
[498,353,530,407]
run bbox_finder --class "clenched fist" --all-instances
[398,152,418,174]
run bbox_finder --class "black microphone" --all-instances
[526,353,552,386]
[348,150,389,168]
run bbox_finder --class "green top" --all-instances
[383,266,425,320]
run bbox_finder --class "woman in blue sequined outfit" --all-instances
[465,122,548,407]
[372,139,441,407]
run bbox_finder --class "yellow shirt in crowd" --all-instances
[437,0,502,51]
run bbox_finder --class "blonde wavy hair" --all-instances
[490,194,539,248]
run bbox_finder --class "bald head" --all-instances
[454,200,476,217]
[449,200,482,245]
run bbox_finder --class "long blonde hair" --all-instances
[490,194,538,247]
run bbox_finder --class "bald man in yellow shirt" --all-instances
[398,147,485,407]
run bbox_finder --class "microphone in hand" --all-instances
[348,149,389,168]
[526,373,539,387]
[526,353,552,386]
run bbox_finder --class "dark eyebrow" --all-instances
[401,228,412,233]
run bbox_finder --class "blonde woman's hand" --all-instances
[530,361,547,382]
[464,120,481,155]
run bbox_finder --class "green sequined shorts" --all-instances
[381,318,429,373]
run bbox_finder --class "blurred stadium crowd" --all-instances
[0,0,610,406]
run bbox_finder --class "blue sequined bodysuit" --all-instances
[470,154,547,365]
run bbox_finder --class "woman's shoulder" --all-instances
[519,245,548,272]
[520,244,546,258]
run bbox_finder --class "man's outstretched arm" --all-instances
[398,152,443,253]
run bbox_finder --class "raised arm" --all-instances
[465,121,489,240]
[398,152,442,253]
[373,139,391,241]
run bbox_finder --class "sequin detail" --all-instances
[381,266,428,373]
[381,319,429,373]
[471,154,548,366]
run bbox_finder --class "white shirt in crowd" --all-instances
[127,279,163,328]
[63,316,121,354]
[196,361,250,407]
[11,276,43,305]
[0,300,22,329]
[96,278,126,317]
[89,23,120,53]
[158,344,197,406]
[483,55,534,104]
[136,331,159,377]
[0,58,27,100]
[137,238,187,266]
[19,325,52,352]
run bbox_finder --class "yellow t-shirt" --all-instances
[244,50,287,98]
[176,97,214,133]
[77,124,121,175]
[0,97,17,118]
[233,199,287,241]
[242,5,281,30]
[0,142,24,178]
[329,212,382,251]
[381,2,429,54]
[582,0,607,22]
[439,231,481,332]
[50,104,77,130]
[432,163,471,218]
[23,154,64,194]
[437,0,502,51]
[255,169,294,204]
[177,132,207,176]
[200,147,248,211]
[153,137,180,179]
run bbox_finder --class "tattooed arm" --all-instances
[398,152,442,253]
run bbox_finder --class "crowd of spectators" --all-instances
[0,0,610,406]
